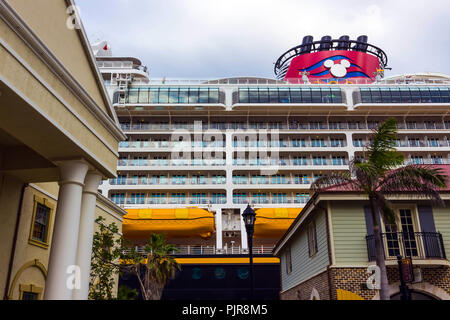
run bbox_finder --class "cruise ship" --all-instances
[93,36,450,299]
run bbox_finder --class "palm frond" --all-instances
[311,171,357,192]
[369,118,398,153]
[379,165,448,206]
[366,118,404,171]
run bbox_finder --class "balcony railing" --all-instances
[233,197,310,205]
[123,245,275,256]
[120,121,450,132]
[366,232,446,261]
[110,178,226,186]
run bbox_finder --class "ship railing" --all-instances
[123,245,276,256]
[125,78,450,86]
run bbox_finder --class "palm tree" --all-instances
[311,118,447,300]
[126,234,180,300]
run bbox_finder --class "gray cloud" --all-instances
[76,0,450,79]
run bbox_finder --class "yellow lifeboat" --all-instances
[123,208,215,240]
[254,208,302,239]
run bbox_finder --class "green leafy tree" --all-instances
[124,234,181,300]
[117,285,138,300]
[312,118,448,300]
[89,216,123,300]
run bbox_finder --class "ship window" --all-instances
[258,89,269,103]
[199,88,209,103]
[301,89,312,103]
[430,88,441,102]
[239,89,249,103]
[419,88,431,102]
[128,89,139,103]
[380,88,391,103]
[371,89,382,103]
[189,89,199,103]
[410,88,421,103]
[331,88,342,103]
[320,89,331,103]
[158,88,169,103]
[440,88,450,102]
[311,89,322,103]
[269,88,279,103]
[209,89,219,103]
[279,88,290,103]
[169,89,179,103]
[179,88,189,103]
[360,88,371,103]
[149,88,159,103]
[290,89,302,103]
[400,88,411,103]
[138,88,149,103]
[192,268,203,280]
[249,88,259,103]
[390,88,401,103]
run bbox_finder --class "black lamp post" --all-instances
[242,204,256,300]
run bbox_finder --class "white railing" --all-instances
[125,78,450,85]
[120,122,450,132]
[123,245,275,256]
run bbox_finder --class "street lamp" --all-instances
[242,204,256,300]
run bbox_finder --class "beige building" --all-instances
[0,0,126,300]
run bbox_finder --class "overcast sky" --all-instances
[76,0,450,79]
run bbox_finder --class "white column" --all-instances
[73,172,102,300]
[45,160,89,300]
[215,209,223,253]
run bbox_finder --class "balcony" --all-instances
[120,120,450,133]
[366,232,447,262]
[110,177,226,186]
[125,244,275,256]
[118,159,227,167]
[233,196,310,205]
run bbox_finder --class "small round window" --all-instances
[192,268,203,280]
[237,267,249,280]
[215,268,226,280]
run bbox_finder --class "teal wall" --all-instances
[280,209,329,292]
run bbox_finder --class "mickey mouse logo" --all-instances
[324,59,351,78]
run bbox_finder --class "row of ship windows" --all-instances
[119,139,348,149]
[125,88,220,104]
[109,192,311,205]
[237,88,342,104]
[119,138,450,149]
[117,156,350,167]
[359,87,450,104]
[119,120,450,131]
[109,174,326,186]
[117,87,450,105]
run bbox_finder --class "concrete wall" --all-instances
[7,0,109,115]
[0,173,24,297]
[2,182,125,300]
[6,183,57,300]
